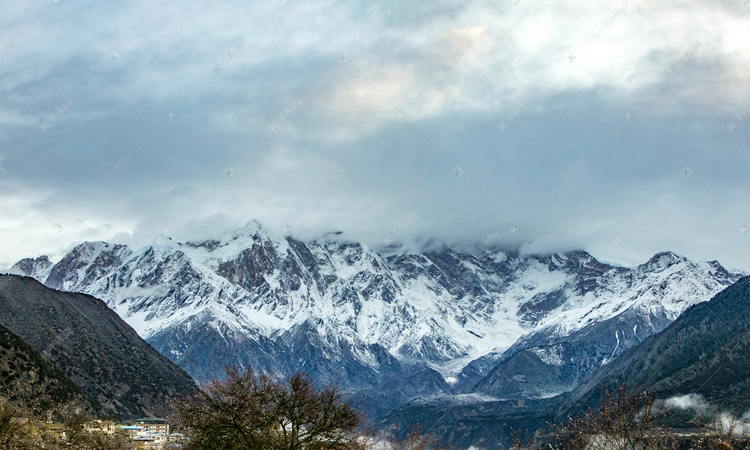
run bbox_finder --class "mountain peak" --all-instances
[225,219,268,241]
[72,240,109,253]
[152,233,174,246]
[563,250,594,260]
[8,255,53,279]
[643,251,687,269]
[239,219,264,233]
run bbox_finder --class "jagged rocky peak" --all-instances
[183,220,295,265]
[152,233,175,246]
[149,234,195,264]
[543,250,612,273]
[705,259,734,278]
[44,241,133,290]
[641,251,688,270]
[219,219,264,244]
[9,255,53,279]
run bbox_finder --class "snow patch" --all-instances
[531,346,564,366]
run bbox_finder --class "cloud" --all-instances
[666,393,711,412]
[0,0,749,271]
[666,394,750,435]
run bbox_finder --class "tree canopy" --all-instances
[177,366,362,449]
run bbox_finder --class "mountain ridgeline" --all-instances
[8,221,744,420]
[0,275,197,418]
[570,275,750,415]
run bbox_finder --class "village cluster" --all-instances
[38,417,182,449]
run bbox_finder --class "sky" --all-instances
[1,0,749,271]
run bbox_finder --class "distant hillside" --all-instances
[0,323,98,418]
[383,276,750,445]
[571,275,750,415]
[0,275,198,418]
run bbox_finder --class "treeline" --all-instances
[2,367,749,449]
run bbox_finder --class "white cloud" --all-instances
[667,394,750,435]
[0,0,749,271]
[666,393,711,412]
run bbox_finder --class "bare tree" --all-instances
[383,423,454,450]
[686,407,750,450]
[176,366,362,449]
[553,381,671,450]
[0,401,32,450]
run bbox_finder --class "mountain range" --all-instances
[385,274,750,447]
[8,221,744,419]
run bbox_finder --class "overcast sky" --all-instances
[1,0,749,270]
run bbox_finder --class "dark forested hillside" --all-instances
[571,276,750,415]
[0,275,197,418]
[0,322,98,417]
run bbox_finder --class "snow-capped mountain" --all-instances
[8,221,743,415]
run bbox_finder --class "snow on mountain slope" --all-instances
[8,221,743,407]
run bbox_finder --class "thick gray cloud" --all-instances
[1,0,749,270]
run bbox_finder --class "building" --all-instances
[136,418,170,435]
[120,424,143,436]
[84,419,116,434]
[133,430,170,449]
